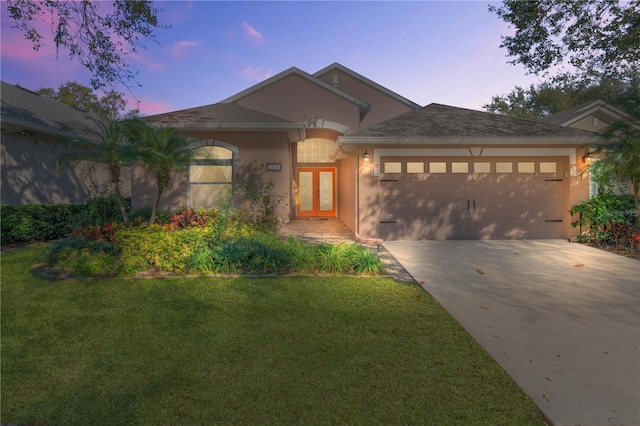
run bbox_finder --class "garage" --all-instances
[378,156,566,240]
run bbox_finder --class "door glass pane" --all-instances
[299,171,313,212]
[319,171,333,211]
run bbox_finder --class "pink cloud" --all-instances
[242,22,265,45]
[240,64,273,81]
[170,40,200,59]
[136,100,178,116]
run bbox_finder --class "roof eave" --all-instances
[337,135,602,146]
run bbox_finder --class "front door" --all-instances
[297,167,336,217]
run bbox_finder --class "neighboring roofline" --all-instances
[1,117,79,139]
[313,62,422,110]
[220,66,372,113]
[541,100,631,127]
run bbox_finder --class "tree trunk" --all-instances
[109,164,129,227]
[149,171,169,225]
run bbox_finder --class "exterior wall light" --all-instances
[363,149,371,167]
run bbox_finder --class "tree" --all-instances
[56,118,137,226]
[131,123,196,225]
[38,81,133,120]
[483,74,638,119]
[6,0,168,89]
[489,0,640,82]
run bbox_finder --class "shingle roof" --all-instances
[350,103,598,138]
[144,102,296,125]
[1,81,95,137]
[538,100,629,127]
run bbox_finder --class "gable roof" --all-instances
[143,102,306,141]
[538,100,630,127]
[221,66,372,116]
[313,62,421,110]
[0,80,96,138]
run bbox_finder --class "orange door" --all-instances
[297,167,336,217]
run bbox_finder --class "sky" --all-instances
[0,1,543,116]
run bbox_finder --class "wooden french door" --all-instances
[296,167,336,217]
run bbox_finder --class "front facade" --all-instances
[137,63,600,241]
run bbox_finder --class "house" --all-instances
[540,100,635,197]
[1,81,127,204]
[136,63,601,241]
[539,99,631,133]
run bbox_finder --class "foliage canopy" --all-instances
[6,0,168,89]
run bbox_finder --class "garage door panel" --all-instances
[379,157,565,240]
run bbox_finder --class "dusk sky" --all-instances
[1,1,542,116]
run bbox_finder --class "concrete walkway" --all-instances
[384,240,640,426]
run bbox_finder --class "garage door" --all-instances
[379,157,565,240]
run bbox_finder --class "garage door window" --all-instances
[496,162,513,173]
[384,162,402,173]
[539,162,557,174]
[474,162,491,173]
[518,162,535,173]
[429,162,447,173]
[407,162,425,173]
[451,162,469,173]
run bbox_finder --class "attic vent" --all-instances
[332,74,339,87]
[592,117,599,126]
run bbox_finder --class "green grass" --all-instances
[2,246,544,425]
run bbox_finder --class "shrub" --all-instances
[570,193,637,249]
[42,238,121,277]
[170,208,215,230]
[131,206,171,225]
[1,204,83,244]
[1,196,131,245]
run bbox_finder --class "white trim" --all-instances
[339,135,600,146]
[373,147,577,165]
[303,118,350,135]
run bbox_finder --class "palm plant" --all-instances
[134,125,196,225]
[588,97,640,235]
[56,117,136,226]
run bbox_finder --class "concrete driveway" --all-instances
[383,240,639,426]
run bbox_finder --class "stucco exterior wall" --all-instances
[569,116,612,134]
[315,69,416,129]
[131,131,294,220]
[1,132,130,205]
[234,75,362,133]
[336,153,357,234]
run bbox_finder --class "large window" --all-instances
[189,146,233,209]
[297,138,335,163]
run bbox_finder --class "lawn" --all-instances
[1,245,544,425]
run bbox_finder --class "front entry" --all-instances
[296,167,336,217]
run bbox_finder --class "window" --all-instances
[189,146,233,209]
[406,162,425,173]
[539,162,557,174]
[451,162,469,173]
[429,162,447,173]
[384,162,402,173]
[297,138,335,163]
[518,162,535,173]
[474,162,491,173]
[496,162,513,173]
